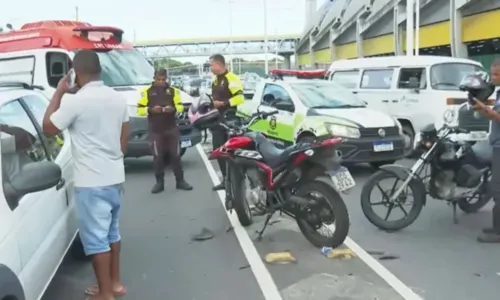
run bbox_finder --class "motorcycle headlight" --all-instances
[443,108,456,124]
[326,123,360,138]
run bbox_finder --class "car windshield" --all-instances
[74,49,153,86]
[190,79,204,87]
[290,81,366,109]
[430,63,484,90]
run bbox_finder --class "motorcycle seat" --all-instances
[249,133,308,167]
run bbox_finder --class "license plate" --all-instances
[180,139,192,148]
[330,167,356,192]
[373,141,393,152]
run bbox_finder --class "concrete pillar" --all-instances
[394,2,406,55]
[356,19,364,58]
[283,54,292,69]
[329,29,337,61]
[450,0,468,58]
[309,34,315,67]
[305,0,317,27]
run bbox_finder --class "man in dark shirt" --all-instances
[473,60,500,243]
[137,68,193,193]
[209,54,244,191]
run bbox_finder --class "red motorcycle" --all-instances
[209,109,352,248]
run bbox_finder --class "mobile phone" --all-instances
[67,69,76,88]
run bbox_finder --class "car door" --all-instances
[392,67,436,129]
[259,83,295,146]
[357,69,395,114]
[0,99,66,300]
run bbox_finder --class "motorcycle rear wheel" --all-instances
[361,170,425,231]
[229,167,253,227]
[295,177,349,248]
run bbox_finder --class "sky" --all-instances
[0,0,323,62]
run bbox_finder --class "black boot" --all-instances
[176,179,193,191]
[212,181,225,191]
[151,173,164,194]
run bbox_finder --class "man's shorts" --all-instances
[74,183,123,256]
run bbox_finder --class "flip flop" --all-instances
[85,284,127,297]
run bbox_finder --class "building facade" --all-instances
[296,0,500,70]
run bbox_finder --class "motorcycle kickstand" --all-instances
[452,201,458,224]
[256,211,275,242]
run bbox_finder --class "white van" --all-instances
[0,20,201,159]
[327,56,489,155]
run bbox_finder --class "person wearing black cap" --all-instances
[137,68,193,193]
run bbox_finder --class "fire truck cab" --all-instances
[0,20,201,158]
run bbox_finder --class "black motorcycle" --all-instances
[360,72,495,231]
[360,124,492,231]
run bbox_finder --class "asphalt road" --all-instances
[42,141,500,300]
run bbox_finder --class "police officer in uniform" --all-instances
[209,54,245,191]
[473,60,500,243]
[137,68,193,193]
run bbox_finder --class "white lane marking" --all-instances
[195,144,283,300]
[196,144,423,300]
[343,238,424,299]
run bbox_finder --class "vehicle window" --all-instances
[21,95,64,159]
[361,69,394,89]
[430,63,484,90]
[46,52,71,88]
[0,100,49,210]
[261,84,293,107]
[291,81,365,109]
[398,68,427,89]
[74,49,153,87]
[331,70,359,88]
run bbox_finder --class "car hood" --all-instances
[112,85,193,106]
[313,107,396,128]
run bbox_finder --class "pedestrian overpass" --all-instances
[133,34,301,67]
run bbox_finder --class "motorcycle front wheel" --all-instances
[228,166,253,227]
[295,177,350,248]
[360,170,425,231]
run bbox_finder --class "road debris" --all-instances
[378,255,400,260]
[191,227,215,241]
[321,247,356,259]
[264,251,296,264]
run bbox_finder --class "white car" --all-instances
[237,78,406,168]
[0,82,82,300]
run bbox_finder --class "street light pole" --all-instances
[263,0,269,74]
[228,0,234,71]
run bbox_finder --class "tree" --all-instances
[152,58,193,69]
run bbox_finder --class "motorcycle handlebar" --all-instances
[219,109,279,135]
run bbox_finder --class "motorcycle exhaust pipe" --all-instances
[289,195,316,206]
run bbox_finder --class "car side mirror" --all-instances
[4,161,62,203]
[273,100,294,112]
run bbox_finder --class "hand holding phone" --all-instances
[56,69,77,93]
[163,106,174,113]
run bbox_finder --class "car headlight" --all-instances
[326,123,360,138]
[443,109,456,124]
[128,105,145,118]
[393,117,403,135]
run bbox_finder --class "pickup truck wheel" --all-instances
[402,124,416,158]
